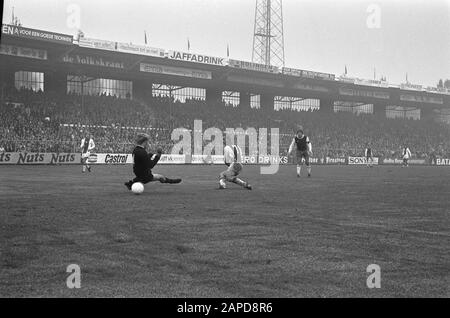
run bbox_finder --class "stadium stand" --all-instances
[1,87,450,159]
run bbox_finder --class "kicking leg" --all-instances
[230,177,252,190]
[220,173,251,190]
[153,173,182,184]
[219,163,251,190]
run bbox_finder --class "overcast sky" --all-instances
[2,0,450,86]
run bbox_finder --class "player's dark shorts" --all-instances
[296,150,310,166]
[133,170,154,184]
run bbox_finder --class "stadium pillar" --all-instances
[133,79,152,102]
[420,107,434,120]
[319,98,334,112]
[206,88,222,104]
[239,92,250,107]
[0,68,15,88]
[45,71,67,95]
[260,93,274,110]
[372,103,386,118]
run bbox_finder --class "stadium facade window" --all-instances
[434,109,450,125]
[67,76,132,99]
[152,84,206,103]
[386,106,420,120]
[274,97,319,111]
[334,101,373,115]
[15,71,44,92]
[250,94,260,109]
[434,109,450,124]
[222,91,240,107]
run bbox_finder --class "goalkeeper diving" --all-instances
[124,133,182,190]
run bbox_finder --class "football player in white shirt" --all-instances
[80,134,95,173]
[402,146,412,167]
[219,145,252,190]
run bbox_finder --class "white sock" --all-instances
[297,166,301,176]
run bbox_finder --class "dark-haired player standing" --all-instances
[365,144,374,168]
[288,128,312,178]
[124,133,182,190]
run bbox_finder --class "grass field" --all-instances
[0,164,449,297]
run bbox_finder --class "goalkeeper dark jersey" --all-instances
[132,146,161,176]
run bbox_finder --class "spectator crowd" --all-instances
[1,87,450,160]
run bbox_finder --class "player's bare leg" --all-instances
[219,174,227,189]
[219,170,230,189]
[296,155,310,178]
[403,159,409,167]
[296,157,303,177]
[81,157,91,173]
[81,158,87,173]
[219,170,251,190]
[298,156,311,178]
[231,177,252,190]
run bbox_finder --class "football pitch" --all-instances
[0,165,448,297]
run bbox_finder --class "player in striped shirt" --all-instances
[219,145,252,190]
[402,146,412,167]
[80,134,95,173]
